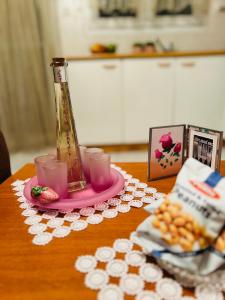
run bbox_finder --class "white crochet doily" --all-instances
[74,232,225,300]
[11,165,163,246]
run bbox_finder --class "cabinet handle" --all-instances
[158,62,171,68]
[102,64,117,70]
[181,62,196,67]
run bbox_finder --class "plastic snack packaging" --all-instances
[203,228,225,274]
[134,158,225,275]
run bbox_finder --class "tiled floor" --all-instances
[10,148,148,174]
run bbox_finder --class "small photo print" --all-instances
[192,135,213,167]
[148,125,185,181]
[188,128,219,170]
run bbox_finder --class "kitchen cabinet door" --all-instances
[68,60,123,145]
[123,59,175,143]
[175,56,225,132]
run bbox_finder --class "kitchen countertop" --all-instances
[66,50,225,61]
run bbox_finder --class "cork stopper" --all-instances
[51,57,68,82]
[51,57,66,67]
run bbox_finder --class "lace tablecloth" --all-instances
[75,232,224,300]
[11,165,164,246]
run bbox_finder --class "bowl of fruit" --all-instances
[90,43,117,54]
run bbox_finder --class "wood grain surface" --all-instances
[66,50,225,61]
[0,162,224,300]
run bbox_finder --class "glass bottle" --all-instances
[51,57,86,192]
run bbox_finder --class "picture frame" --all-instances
[148,125,186,181]
[187,125,223,171]
[148,124,223,181]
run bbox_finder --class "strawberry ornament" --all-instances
[31,186,59,204]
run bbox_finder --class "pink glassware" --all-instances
[79,145,87,175]
[84,148,104,182]
[89,153,112,192]
[34,154,56,186]
[43,160,68,198]
[24,168,124,210]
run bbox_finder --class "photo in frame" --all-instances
[187,125,223,171]
[148,125,186,181]
[148,124,223,181]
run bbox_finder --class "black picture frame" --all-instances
[187,125,223,171]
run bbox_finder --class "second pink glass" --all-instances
[89,153,112,192]
[34,154,56,186]
[43,160,68,198]
[83,148,104,182]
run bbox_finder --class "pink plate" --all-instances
[24,169,125,210]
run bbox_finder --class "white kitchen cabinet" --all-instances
[67,55,225,146]
[174,56,225,132]
[68,60,123,145]
[123,59,175,143]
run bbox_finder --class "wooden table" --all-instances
[1,162,224,300]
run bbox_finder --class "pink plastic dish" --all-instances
[24,168,125,210]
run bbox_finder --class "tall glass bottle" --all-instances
[51,58,86,192]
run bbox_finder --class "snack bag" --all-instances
[203,228,225,274]
[134,158,225,275]
[214,229,225,254]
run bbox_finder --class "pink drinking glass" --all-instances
[89,153,112,192]
[34,154,56,186]
[84,148,104,182]
[79,145,87,174]
[43,160,68,198]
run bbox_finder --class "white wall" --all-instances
[56,0,225,56]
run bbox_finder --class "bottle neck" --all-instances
[51,58,68,83]
[52,65,68,83]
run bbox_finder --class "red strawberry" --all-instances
[31,186,59,204]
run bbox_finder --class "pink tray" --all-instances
[24,168,125,210]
